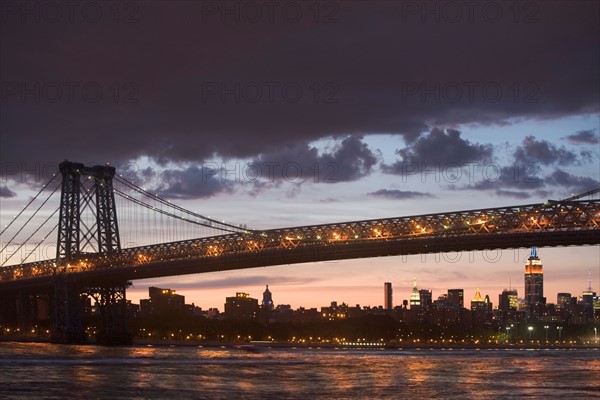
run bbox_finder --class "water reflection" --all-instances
[0,344,598,399]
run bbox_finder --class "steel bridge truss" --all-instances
[50,161,126,343]
[56,161,121,268]
[2,198,599,284]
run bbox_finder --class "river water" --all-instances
[1,342,598,399]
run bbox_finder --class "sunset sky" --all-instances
[1,1,598,310]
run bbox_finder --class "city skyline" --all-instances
[126,247,599,310]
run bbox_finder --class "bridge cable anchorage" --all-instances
[114,175,253,234]
[0,173,58,237]
[0,180,61,255]
[1,207,60,267]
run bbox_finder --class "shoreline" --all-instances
[2,336,599,350]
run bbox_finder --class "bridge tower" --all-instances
[53,161,131,344]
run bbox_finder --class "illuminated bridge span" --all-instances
[3,195,600,285]
[0,161,598,344]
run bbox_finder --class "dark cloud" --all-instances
[368,189,433,200]
[462,163,597,199]
[383,127,493,174]
[514,136,578,166]
[153,165,233,199]
[493,190,534,199]
[579,150,596,164]
[1,1,598,170]
[463,163,545,197]
[252,135,379,183]
[147,135,378,199]
[0,185,17,198]
[138,275,320,290]
[563,129,599,145]
[545,169,599,194]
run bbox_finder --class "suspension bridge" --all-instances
[1,161,599,344]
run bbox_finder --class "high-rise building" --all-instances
[140,287,186,315]
[419,289,432,309]
[524,246,544,317]
[384,282,393,310]
[581,274,596,322]
[262,285,273,310]
[225,292,259,319]
[410,278,421,308]
[499,289,518,313]
[447,289,464,309]
[556,293,572,309]
[471,288,487,313]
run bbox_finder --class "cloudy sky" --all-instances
[1,1,599,309]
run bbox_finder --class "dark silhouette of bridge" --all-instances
[1,161,599,344]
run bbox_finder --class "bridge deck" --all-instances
[1,199,599,290]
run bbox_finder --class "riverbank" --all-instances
[2,336,598,350]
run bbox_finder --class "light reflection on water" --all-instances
[1,343,599,399]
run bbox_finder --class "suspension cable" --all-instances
[1,207,60,267]
[0,180,61,255]
[83,171,249,235]
[114,175,252,233]
[0,173,58,237]
[20,223,59,264]
[113,189,243,234]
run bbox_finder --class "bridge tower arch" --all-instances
[53,161,131,344]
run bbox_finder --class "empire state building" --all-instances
[524,246,544,318]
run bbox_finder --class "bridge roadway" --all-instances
[1,198,599,291]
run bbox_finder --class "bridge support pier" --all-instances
[52,278,86,344]
[85,282,132,345]
[17,290,37,332]
[0,291,18,330]
[51,278,133,345]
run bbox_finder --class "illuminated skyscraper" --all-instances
[581,273,596,322]
[384,282,393,310]
[409,278,420,308]
[556,293,572,309]
[499,289,518,314]
[524,246,544,318]
[470,288,486,312]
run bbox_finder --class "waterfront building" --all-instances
[224,292,259,319]
[140,287,185,316]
